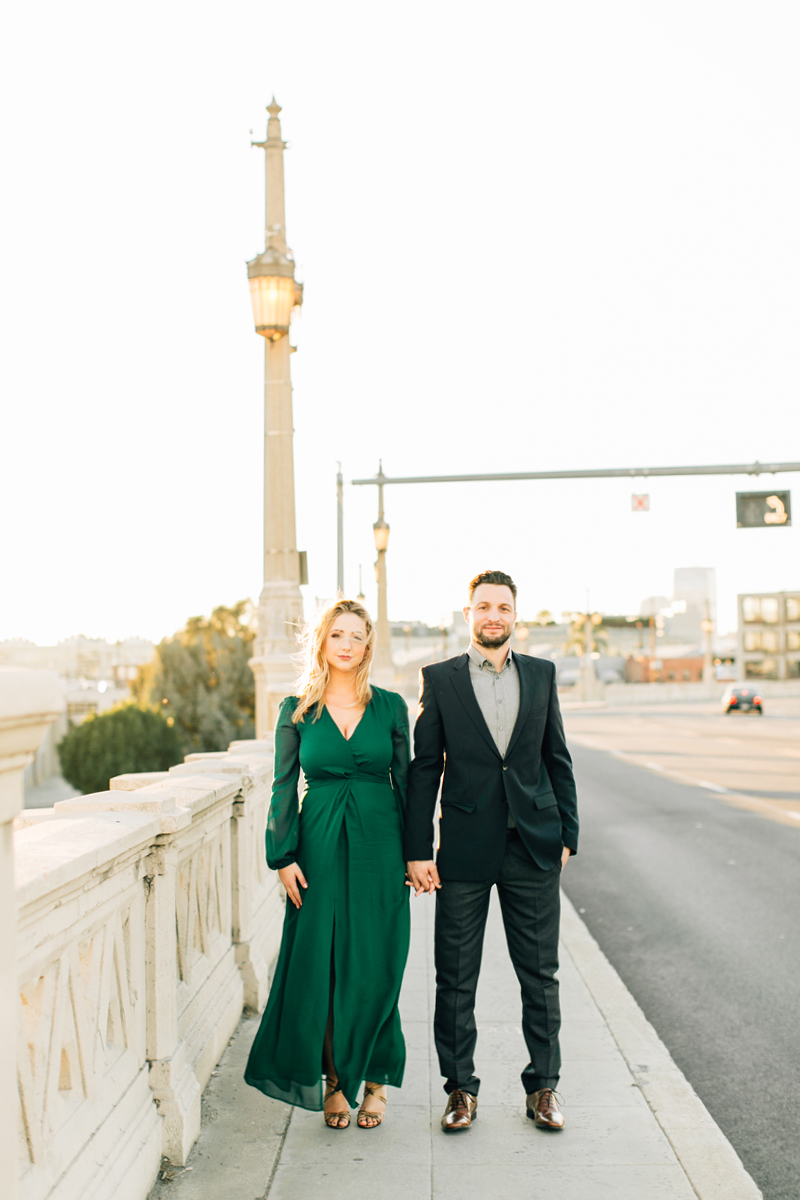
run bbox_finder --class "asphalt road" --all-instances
[560,732,800,1200]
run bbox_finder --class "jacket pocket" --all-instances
[441,799,477,813]
[532,789,558,811]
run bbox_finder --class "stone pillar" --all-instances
[144,835,202,1164]
[0,669,64,1200]
[247,99,305,737]
[251,324,305,735]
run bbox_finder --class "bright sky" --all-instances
[3,1,798,645]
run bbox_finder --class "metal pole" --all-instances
[352,460,800,487]
[702,599,714,684]
[336,462,344,595]
[583,611,593,702]
[373,463,393,682]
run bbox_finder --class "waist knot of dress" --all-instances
[305,769,389,788]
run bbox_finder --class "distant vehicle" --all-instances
[722,686,763,714]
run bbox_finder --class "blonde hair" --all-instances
[292,598,375,723]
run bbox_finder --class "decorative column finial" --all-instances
[251,98,290,254]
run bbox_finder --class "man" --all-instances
[405,570,579,1132]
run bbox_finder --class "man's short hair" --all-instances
[468,570,517,602]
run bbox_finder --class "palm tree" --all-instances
[562,612,608,658]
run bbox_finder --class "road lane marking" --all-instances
[569,730,800,830]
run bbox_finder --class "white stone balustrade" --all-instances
[14,737,284,1200]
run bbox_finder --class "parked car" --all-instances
[721,686,763,714]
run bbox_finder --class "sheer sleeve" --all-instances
[266,696,302,870]
[389,692,411,814]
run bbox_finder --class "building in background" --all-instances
[0,635,153,683]
[625,655,705,683]
[0,635,156,795]
[640,595,671,619]
[670,567,717,644]
[737,591,800,680]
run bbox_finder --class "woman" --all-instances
[244,598,411,1130]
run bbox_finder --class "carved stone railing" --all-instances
[14,739,284,1200]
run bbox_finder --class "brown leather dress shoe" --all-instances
[441,1088,478,1131]
[526,1089,565,1130]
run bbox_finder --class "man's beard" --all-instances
[474,627,511,648]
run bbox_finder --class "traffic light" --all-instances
[736,491,791,528]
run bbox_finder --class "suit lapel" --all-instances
[505,653,534,759]
[449,654,502,759]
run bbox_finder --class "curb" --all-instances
[560,892,763,1200]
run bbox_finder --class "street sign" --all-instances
[631,493,650,512]
[736,491,791,528]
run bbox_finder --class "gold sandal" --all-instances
[357,1083,387,1129]
[323,1078,350,1129]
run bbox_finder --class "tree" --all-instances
[58,703,183,795]
[133,600,257,754]
[562,612,609,657]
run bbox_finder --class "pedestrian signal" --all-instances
[631,494,650,512]
[736,491,791,528]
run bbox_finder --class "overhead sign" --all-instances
[736,491,791,528]
[631,493,650,512]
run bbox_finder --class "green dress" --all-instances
[244,685,411,1110]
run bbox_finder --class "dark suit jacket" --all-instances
[404,652,579,880]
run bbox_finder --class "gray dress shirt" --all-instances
[467,642,521,827]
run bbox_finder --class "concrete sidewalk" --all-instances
[149,892,762,1200]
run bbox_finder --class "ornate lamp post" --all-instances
[247,99,305,737]
[371,463,394,685]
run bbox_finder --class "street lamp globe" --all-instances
[373,518,390,553]
[247,262,302,340]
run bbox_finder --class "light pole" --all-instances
[372,463,394,685]
[247,98,305,737]
[580,610,604,701]
[336,463,344,595]
[702,600,715,684]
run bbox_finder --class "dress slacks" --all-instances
[433,829,562,1097]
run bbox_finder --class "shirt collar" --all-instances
[467,643,514,672]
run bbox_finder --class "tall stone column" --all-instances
[247,100,305,737]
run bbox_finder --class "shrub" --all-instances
[58,703,184,795]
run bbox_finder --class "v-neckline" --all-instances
[323,701,367,743]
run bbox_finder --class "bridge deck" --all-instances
[148,890,755,1200]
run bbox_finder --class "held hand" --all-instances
[278,863,308,909]
[405,860,441,897]
[561,846,571,869]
